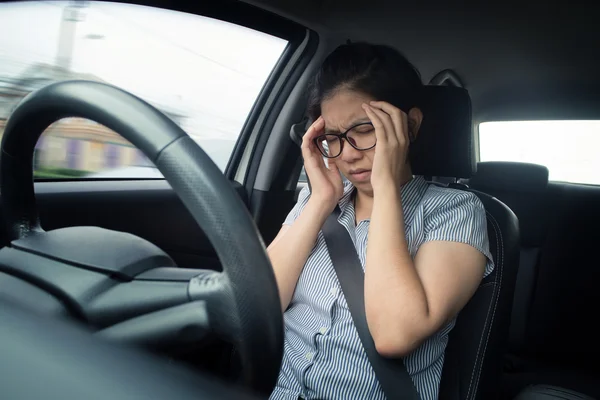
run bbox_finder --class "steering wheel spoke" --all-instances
[188,271,240,342]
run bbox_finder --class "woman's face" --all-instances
[321,89,377,194]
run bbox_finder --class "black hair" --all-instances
[307,42,423,122]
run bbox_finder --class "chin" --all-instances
[351,180,374,195]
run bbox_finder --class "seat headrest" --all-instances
[410,86,475,178]
[469,161,549,192]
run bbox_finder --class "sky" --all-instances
[0,0,287,145]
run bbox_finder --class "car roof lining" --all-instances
[245,0,600,122]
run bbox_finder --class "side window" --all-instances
[34,118,159,179]
[0,1,287,179]
[298,166,307,183]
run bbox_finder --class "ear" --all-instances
[407,107,424,142]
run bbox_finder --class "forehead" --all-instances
[321,90,374,129]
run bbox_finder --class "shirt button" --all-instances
[330,287,339,296]
[319,327,327,335]
[305,352,314,361]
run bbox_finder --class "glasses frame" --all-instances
[313,122,376,158]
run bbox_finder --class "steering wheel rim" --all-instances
[0,80,283,394]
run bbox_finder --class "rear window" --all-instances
[478,120,600,185]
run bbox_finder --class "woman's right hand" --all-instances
[301,116,344,213]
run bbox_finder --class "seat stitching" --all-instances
[468,210,504,399]
[466,209,504,399]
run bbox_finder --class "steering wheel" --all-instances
[0,80,283,396]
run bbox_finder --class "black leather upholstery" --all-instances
[508,182,600,398]
[411,86,476,179]
[469,162,549,193]
[469,162,550,352]
[514,385,596,400]
[469,162,600,399]
[438,188,520,400]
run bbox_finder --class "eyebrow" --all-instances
[324,118,371,135]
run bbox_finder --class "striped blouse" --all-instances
[270,175,494,400]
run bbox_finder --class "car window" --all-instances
[0,1,287,179]
[299,166,307,182]
[479,120,600,185]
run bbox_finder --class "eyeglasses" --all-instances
[313,122,376,158]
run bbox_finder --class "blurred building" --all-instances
[0,62,186,174]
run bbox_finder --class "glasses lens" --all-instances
[316,135,342,157]
[346,123,376,150]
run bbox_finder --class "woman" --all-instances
[268,42,494,400]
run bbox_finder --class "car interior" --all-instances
[0,0,598,399]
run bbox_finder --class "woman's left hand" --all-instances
[362,101,410,194]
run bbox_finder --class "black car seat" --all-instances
[469,161,550,363]
[469,161,600,399]
[412,86,520,400]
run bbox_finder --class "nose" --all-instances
[339,139,362,162]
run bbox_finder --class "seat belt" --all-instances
[322,205,421,400]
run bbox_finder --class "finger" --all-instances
[302,136,322,158]
[366,105,397,145]
[327,157,340,173]
[302,143,327,171]
[362,103,388,145]
[327,163,342,188]
[301,118,327,160]
[300,132,317,156]
[325,157,342,182]
[370,101,409,144]
[302,116,325,144]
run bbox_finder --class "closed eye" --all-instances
[353,126,374,134]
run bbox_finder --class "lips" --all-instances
[349,169,371,181]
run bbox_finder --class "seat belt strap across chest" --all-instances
[321,205,421,400]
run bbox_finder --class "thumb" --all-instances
[327,158,339,173]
